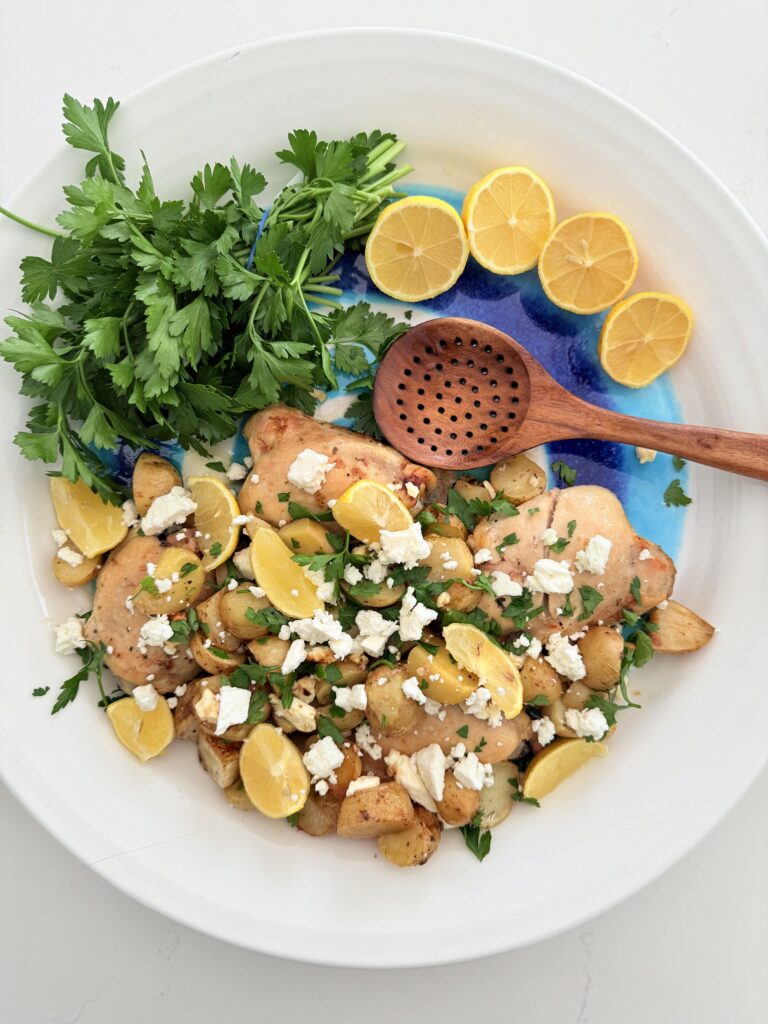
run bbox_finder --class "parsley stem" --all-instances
[302,284,342,296]
[0,205,63,239]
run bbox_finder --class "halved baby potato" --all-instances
[341,579,406,608]
[577,626,624,691]
[337,781,415,838]
[521,656,565,706]
[435,771,480,826]
[649,600,715,654]
[419,535,480,612]
[193,590,241,652]
[477,762,518,829]
[219,587,272,640]
[278,519,336,555]
[133,548,205,615]
[377,806,442,867]
[452,478,490,504]
[189,631,245,675]
[52,549,101,587]
[132,452,181,516]
[489,454,546,505]
[365,664,424,735]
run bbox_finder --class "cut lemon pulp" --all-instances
[462,166,556,274]
[249,525,324,618]
[599,291,693,387]
[51,477,128,558]
[107,696,175,762]
[443,622,523,719]
[538,212,638,314]
[239,723,310,818]
[331,479,413,544]
[365,196,469,302]
[187,476,240,570]
[522,738,608,800]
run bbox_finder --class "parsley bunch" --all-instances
[0,97,412,501]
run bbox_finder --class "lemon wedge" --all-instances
[599,291,693,387]
[187,476,240,570]
[331,479,413,544]
[239,723,310,818]
[249,525,324,618]
[107,695,175,762]
[443,622,523,719]
[51,477,128,558]
[522,738,609,800]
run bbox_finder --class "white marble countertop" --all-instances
[1,2,766,1021]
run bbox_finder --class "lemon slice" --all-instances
[522,738,609,800]
[443,623,523,719]
[187,476,240,570]
[331,479,413,544]
[538,212,638,314]
[107,695,175,762]
[51,477,128,558]
[462,166,556,274]
[239,723,310,818]
[599,291,693,387]
[249,525,324,618]
[365,195,469,302]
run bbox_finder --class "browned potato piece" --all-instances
[422,506,468,541]
[223,779,254,810]
[489,455,546,505]
[341,579,406,608]
[297,790,342,836]
[132,452,181,516]
[562,680,595,711]
[192,675,254,741]
[278,519,335,555]
[172,681,202,741]
[198,731,241,788]
[477,591,516,637]
[365,664,424,736]
[315,657,369,704]
[478,762,518,829]
[52,550,101,587]
[189,631,245,675]
[316,704,365,733]
[219,587,272,640]
[521,656,565,705]
[378,806,442,867]
[578,626,624,691]
[452,478,490,503]
[435,771,481,826]
[649,600,715,654]
[327,744,362,799]
[195,590,241,652]
[247,635,290,667]
[337,781,415,838]
[133,548,205,615]
[419,535,480,612]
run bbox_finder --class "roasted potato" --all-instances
[422,506,468,541]
[419,535,480,612]
[223,779,254,810]
[316,703,364,733]
[378,806,442,867]
[189,631,245,675]
[302,737,361,800]
[172,682,202,741]
[477,762,518,829]
[194,590,241,652]
[247,635,290,667]
[198,731,241,788]
[521,656,565,706]
[278,519,336,555]
[406,642,477,704]
[477,591,516,637]
[315,657,369,704]
[365,664,424,735]
[219,586,272,640]
[342,579,406,608]
[133,549,205,616]
[452,478,490,504]
[562,680,596,711]
[337,781,415,838]
[435,770,481,826]
[52,549,101,587]
[649,600,715,654]
[132,452,181,516]
[297,790,342,836]
[489,455,546,505]
[578,626,624,690]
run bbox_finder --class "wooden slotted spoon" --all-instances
[372,317,768,479]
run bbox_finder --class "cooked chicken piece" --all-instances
[470,485,675,637]
[375,705,532,764]
[237,406,436,525]
[84,535,200,693]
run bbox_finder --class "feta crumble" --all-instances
[121,499,140,527]
[531,715,556,746]
[333,683,367,712]
[281,638,307,675]
[57,546,84,567]
[138,614,174,652]
[226,463,247,481]
[215,686,251,735]
[384,750,437,811]
[544,632,586,681]
[343,563,363,585]
[401,675,427,705]
[286,448,336,495]
[412,744,448,802]
[346,776,381,796]
[51,528,68,546]
[452,750,493,791]
[231,547,255,580]
[398,586,438,641]
[378,523,431,568]
[54,616,87,655]
[473,548,493,565]
[355,723,383,761]
[564,706,609,741]
[638,548,651,561]
[526,558,574,594]
[133,683,159,712]
[303,736,344,781]
[574,535,612,575]
[141,486,197,536]
[404,481,420,500]
[489,570,523,599]
[541,527,559,547]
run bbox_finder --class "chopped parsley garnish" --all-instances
[526,694,549,707]
[672,455,686,471]
[630,575,642,604]
[551,459,577,486]
[286,811,301,828]
[474,737,487,753]
[32,686,50,697]
[277,492,290,502]
[527,507,540,516]
[255,501,263,515]
[460,813,492,862]
[548,536,570,553]
[287,501,333,522]
[508,775,540,807]
[179,561,198,577]
[502,588,546,630]
[456,725,469,738]
[663,478,692,507]
[561,592,573,617]
[51,641,107,714]
[417,640,439,655]
[209,645,231,659]
[205,460,227,473]
[208,541,222,558]
[442,606,501,637]
[245,606,290,634]
[567,519,577,537]
[495,532,519,556]
[578,585,603,620]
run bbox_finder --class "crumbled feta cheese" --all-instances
[638,548,651,561]
[166,696,178,710]
[412,744,448,802]
[657,599,668,610]
[244,457,253,469]
[215,686,251,735]
[541,527,559,547]
[314,779,329,796]
[226,463,247,481]
[423,697,447,720]
[564,706,608,741]
[452,750,493,791]
[141,486,197,535]
[402,675,427,705]
[574,535,612,575]
[57,545,84,567]
[121,499,140,527]
[526,558,574,594]
[290,588,299,597]
[384,750,437,811]
[355,609,398,657]
[303,735,344,780]
[281,638,307,675]
[404,481,420,500]
[250,474,260,485]
[346,776,381,796]
[155,577,173,594]
[231,513,253,526]
[474,548,493,565]
[363,556,389,584]
[174,683,188,697]
[464,686,492,717]
[288,609,345,645]
[270,695,316,732]
[489,570,523,598]
[545,632,586,681]
[54,616,87,655]
[333,683,367,712]
[286,448,335,495]
[378,523,431,568]
[343,563,363,585]
[132,683,158,712]
[635,446,657,464]
[138,614,174,652]
[355,723,383,761]
[442,558,459,570]
[52,528,68,546]
[398,586,438,642]
[531,716,556,746]
[249,585,266,598]
[195,688,220,722]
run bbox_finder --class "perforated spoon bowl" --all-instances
[372,317,768,479]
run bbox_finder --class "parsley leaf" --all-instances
[51,641,106,714]
[672,455,686,471]
[32,686,50,697]
[551,460,577,486]
[460,814,492,862]
[508,775,540,807]
[630,576,642,604]
[456,725,469,738]
[578,585,604,620]
[495,532,519,556]
[502,588,546,630]
[287,501,333,522]
[663,478,692,507]
[526,694,549,707]
[317,714,344,745]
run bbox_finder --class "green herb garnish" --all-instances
[460,813,492,862]
[578,585,603,620]
[551,460,577,486]
[663,478,692,507]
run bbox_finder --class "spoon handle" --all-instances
[585,406,768,482]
